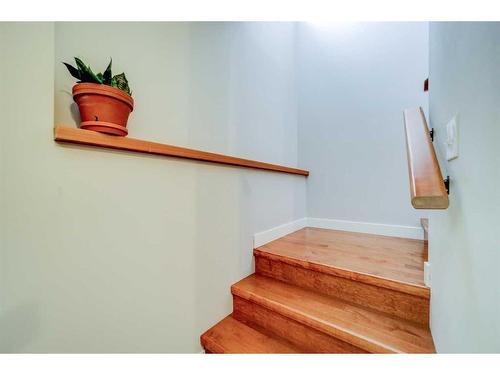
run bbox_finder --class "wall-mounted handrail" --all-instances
[403,107,449,209]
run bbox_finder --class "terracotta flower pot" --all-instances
[72,83,134,136]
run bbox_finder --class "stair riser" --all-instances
[255,255,429,326]
[232,296,367,354]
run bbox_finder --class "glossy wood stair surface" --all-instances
[201,227,435,354]
[254,227,430,325]
[232,274,434,353]
[257,227,428,289]
[201,315,301,354]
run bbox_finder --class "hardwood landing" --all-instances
[258,227,427,288]
[201,227,434,353]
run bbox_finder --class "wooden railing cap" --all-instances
[403,107,449,209]
[54,126,309,177]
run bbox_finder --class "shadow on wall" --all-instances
[0,302,40,352]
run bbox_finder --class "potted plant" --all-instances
[63,57,133,136]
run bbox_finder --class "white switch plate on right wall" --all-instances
[445,115,459,161]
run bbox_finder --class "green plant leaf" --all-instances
[63,62,81,80]
[74,57,103,84]
[64,57,130,92]
[111,72,132,96]
[103,58,112,84]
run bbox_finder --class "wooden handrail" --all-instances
[403,107,449,209]
[54,126,309,176]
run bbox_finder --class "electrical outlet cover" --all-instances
[424,261,431,287]
[445,116,458,161]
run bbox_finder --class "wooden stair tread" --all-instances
[232,274,435,353]
[200,315,301,353]
[255,227,429,297]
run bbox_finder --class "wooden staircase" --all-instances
[201,227,435,353]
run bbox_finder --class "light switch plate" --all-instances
[445,116,458,161]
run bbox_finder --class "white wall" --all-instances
[0,22,306,352]
[0,21,440,353]
[297,22,429,227]
[428,22,500,353]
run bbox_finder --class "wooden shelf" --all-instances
[403,107,448,209]
[54,126,309,177]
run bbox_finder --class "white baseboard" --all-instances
[307,218,424,240]
[253,218,308,247]
[254,217,423,247]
